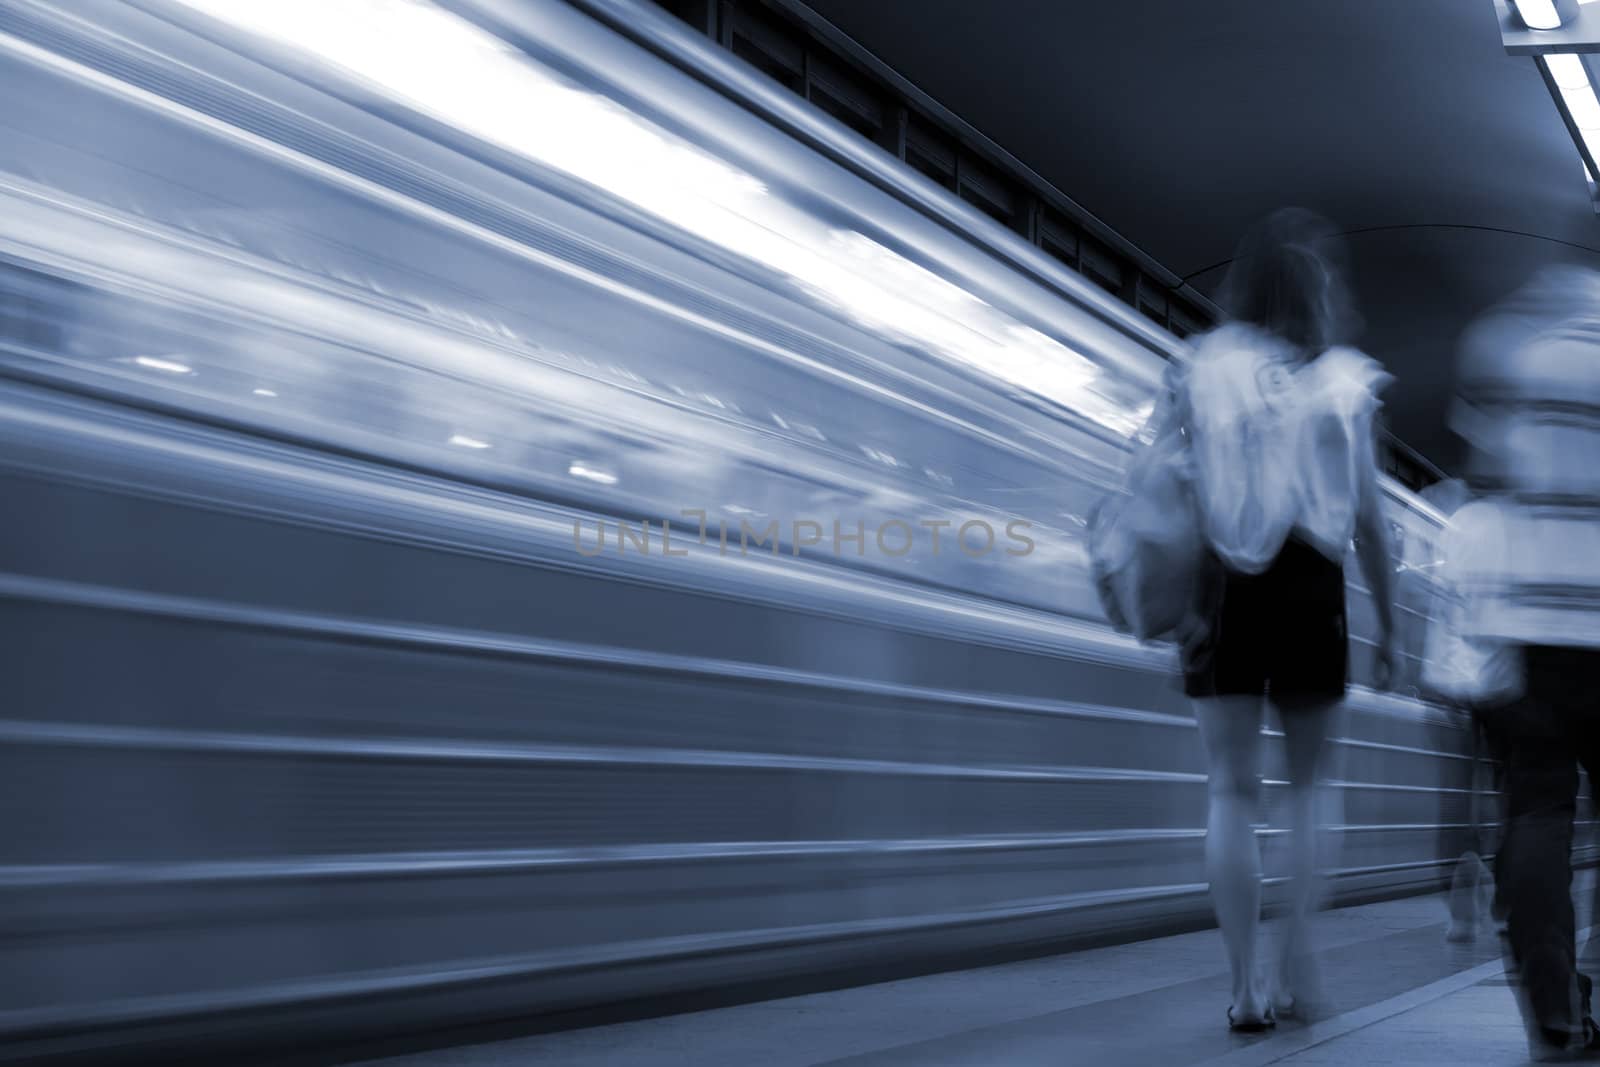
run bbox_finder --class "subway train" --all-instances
[0,0,1552,1059]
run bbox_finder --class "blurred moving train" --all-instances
[0,0,1551,1059]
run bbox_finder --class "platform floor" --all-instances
[354,871,1600,1066]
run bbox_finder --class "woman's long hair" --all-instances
[1217,208,1355,354]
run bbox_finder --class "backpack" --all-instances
[1419,498,1523,706]
[1088,367,1207,643]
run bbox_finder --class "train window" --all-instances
[956,154,1020,229]
[1168,305,1204,340]
[809,86,881,143]
[727,8,805,95]
[1038,210,1079,270]
[1136,276,1168,328]
[1079,237,1125,297]
[652,0,717,36]
[904,116,958,192]
[805,54,886,144]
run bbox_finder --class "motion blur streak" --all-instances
[174,0,1119,431]
[0,0,1495,1060]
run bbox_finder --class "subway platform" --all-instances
[354,871,1600,1066]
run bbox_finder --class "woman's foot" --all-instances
[1229,986,1275,1032]
[1275,952,1327,1021]
[1227,1003,1276,1033]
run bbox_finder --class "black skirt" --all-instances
[1181,535,1349,701]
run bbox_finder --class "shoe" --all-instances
[1532,1017,1600,1061]
[1228,1004,1276,1033]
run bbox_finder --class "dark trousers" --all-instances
[1499,647,1600,1041]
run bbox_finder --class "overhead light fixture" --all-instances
[1536,52,1600,201]
[1515,0,1572,30]
[1548,50,1591,87]
[1499,1,1600,203]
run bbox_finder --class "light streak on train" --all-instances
[175,0,1127,433]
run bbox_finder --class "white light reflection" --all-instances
[860,445,903,467]
[173,0,1146,435]
[253,387,279,397]
[449,433,492,449]
[134,356,194,374]
[1549,53,1590,91]
[568,462,618,485]
[1565,83,1600,128]
[1543,54,1600,175]
[1516,0,1565,29]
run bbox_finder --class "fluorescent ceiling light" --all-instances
[135,355,193,374]
[173,0,1145,437]
[1516,0,1566,30]
[1539,55,1600,180]
[1548,52,1590,90]
[1563,81,1600,126]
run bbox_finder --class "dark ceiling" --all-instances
[798,0,1600,470]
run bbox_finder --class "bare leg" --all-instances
[1276,697,1340,1013]
[1194,696,1270,1021]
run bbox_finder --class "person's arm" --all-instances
[1353,422,1398,684]
[1142,357,1188,446]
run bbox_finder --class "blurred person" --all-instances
[1420,475,1515,944]
[1173,208,1399,1030]
[1452,266,1600,1060]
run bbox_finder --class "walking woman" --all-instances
[1176,209,1399,1030]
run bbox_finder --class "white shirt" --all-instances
[1462,504,1600,649]
[1182,324,1391,573]
[1455,317,1600,650]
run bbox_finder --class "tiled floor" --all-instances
[1260,982,1533,1066]
[354,873,1600,1066]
